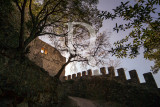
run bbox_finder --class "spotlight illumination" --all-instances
[41,48,48,55]
[45,50,48,54]
[41,48,44,53]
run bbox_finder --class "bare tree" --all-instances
[106,59,121,69]
[49,28,111,78]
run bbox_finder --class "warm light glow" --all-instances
[41,48,44,53]
[44,50,48,54]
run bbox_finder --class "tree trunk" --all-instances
[55,54,76,79]
[18,0,27,51]
[54,62,70,79]
[24,35,36,49]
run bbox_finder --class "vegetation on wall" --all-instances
[0,55,62,106]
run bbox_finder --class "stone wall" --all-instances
[27,38,66,80]
[63,67,160,106]
[65,66,158,88]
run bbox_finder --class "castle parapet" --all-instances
[87,69,92,76]
[129,70,140,84]
[143,72,157,88]
[82,71,86,77]
[64,76,67,81]
[117,68,126,81]
[93,69,100,75]
[77,72,81,78]
[108,66,115,77]
[100,67,106,75]
[68,75,71,80]
[65,67,158,89]
[72,74,76,80]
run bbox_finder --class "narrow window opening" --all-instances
[41,48,44,53]
[45,50,48,54]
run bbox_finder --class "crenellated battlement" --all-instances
[64,66,158,89]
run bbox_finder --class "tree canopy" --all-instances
[0,0,102,58]
[99,0,160,73]
[0,0,104,78]
[0,0,20,49]
[50,31,111,78]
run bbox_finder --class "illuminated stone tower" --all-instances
[27,38,66,80]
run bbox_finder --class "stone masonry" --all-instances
[27,38,66,80]
[65,66,158,88]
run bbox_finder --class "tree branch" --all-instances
[70,59,88,63]
[36,0,51,21]
[18,0,27,50]
[14,0,22,12]
[39,32,68,37]
[29,0,35,24]
[37,0,63,27]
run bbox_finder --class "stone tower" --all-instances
[27,38,66,80]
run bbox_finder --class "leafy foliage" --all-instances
[0,0,103,79]
[0,0,20,49]
[11,0,102,50]
[0,0,105,105]
[99,0,160,73]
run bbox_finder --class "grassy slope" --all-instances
[0,55,60,105]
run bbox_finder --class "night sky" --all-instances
[97,0,160,87]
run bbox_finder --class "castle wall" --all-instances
[65,68,160,107]
[27,38,66,80]
[65,66,158,88]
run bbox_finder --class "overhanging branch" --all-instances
[14,0,22,12]
[39,32,68,37]
[29,0,35,24]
